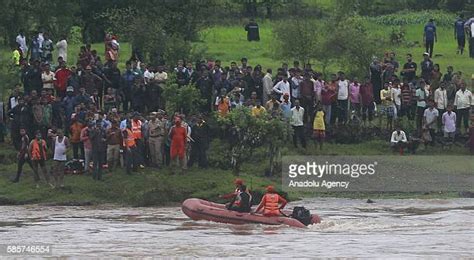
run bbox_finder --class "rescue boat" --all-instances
[181,198,321,228]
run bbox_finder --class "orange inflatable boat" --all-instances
[182,198,321,228]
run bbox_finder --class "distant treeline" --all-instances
[1,0,472,46]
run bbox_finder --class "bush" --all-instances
[389,26,406,45]
[68,26,83,44]
[161,74,205,115]
[366,10,457,27]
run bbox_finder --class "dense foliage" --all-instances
[162,74,205,116]
[273,14,384,78]
[366,10,458,26]
[216,107,291,175]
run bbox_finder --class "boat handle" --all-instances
[236,214,244,217]
[197,208,204,212]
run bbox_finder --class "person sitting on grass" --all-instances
[407,130,422,154]
[390,126,408,155]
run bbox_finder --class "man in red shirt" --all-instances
[54,62,71,98]
[359,77,375,124]
[169,118,187,173]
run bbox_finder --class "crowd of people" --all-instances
[3,26,474,188]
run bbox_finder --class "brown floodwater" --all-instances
[0,198,473,258]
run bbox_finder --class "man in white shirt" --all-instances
[16,31,28,55]
[453,83,472,133]
[272,75,290,102]
[390,126,408,154]
[56,36,68,62]
[290,100,306,149]
[465,17,474,58]
[143,65,155,85]
[262,68,273,104]
[337,72,349,124]
[423,100,439,145]
[41,64,56,90]
[442,104,456,145]
[434,82,448,131]
[391,81,401,119]
[291,69,302,102]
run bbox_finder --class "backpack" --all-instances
[291,206,312,226]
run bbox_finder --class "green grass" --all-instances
[194,22,278,69]
[0,135,469,206]
[195,22,474,84]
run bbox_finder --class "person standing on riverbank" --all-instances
[80,121,93,173]
[12,128,33,183]
[51,129,69,187]
[90,120,107,180]
[123,119,137,175]
[188,115,210,168]
[106,120,122,170]
[148,111,167,168]
[29,130,53,188]
[169,117,187,173]
[454,82,472,135]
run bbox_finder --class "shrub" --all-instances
[366,10,457,27]
[161,74,205,115]
[68,26,83,44]
[389,26,406,45]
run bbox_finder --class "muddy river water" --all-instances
[0,198,473,258]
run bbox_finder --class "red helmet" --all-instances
[234,178,243,185]
[266,185,275,192]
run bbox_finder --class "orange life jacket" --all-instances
[263,193,280,216]
[123,128,136,148]
[31,139,47,160]
[131,120,142,139]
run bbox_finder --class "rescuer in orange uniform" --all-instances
[254,186,287,217]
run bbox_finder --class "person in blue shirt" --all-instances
[423,19,437,58]
[454,15,466,55]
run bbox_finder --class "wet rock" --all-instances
[366,199,375,203]
[459,191,474,198]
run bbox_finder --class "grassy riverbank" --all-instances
[1,15,473,206]
[0,137,471,206]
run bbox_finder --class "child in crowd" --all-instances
[312,105,325,150]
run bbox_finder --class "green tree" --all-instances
[273,19,318,65]
[216,107,290,175]
[162,74,205,116]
